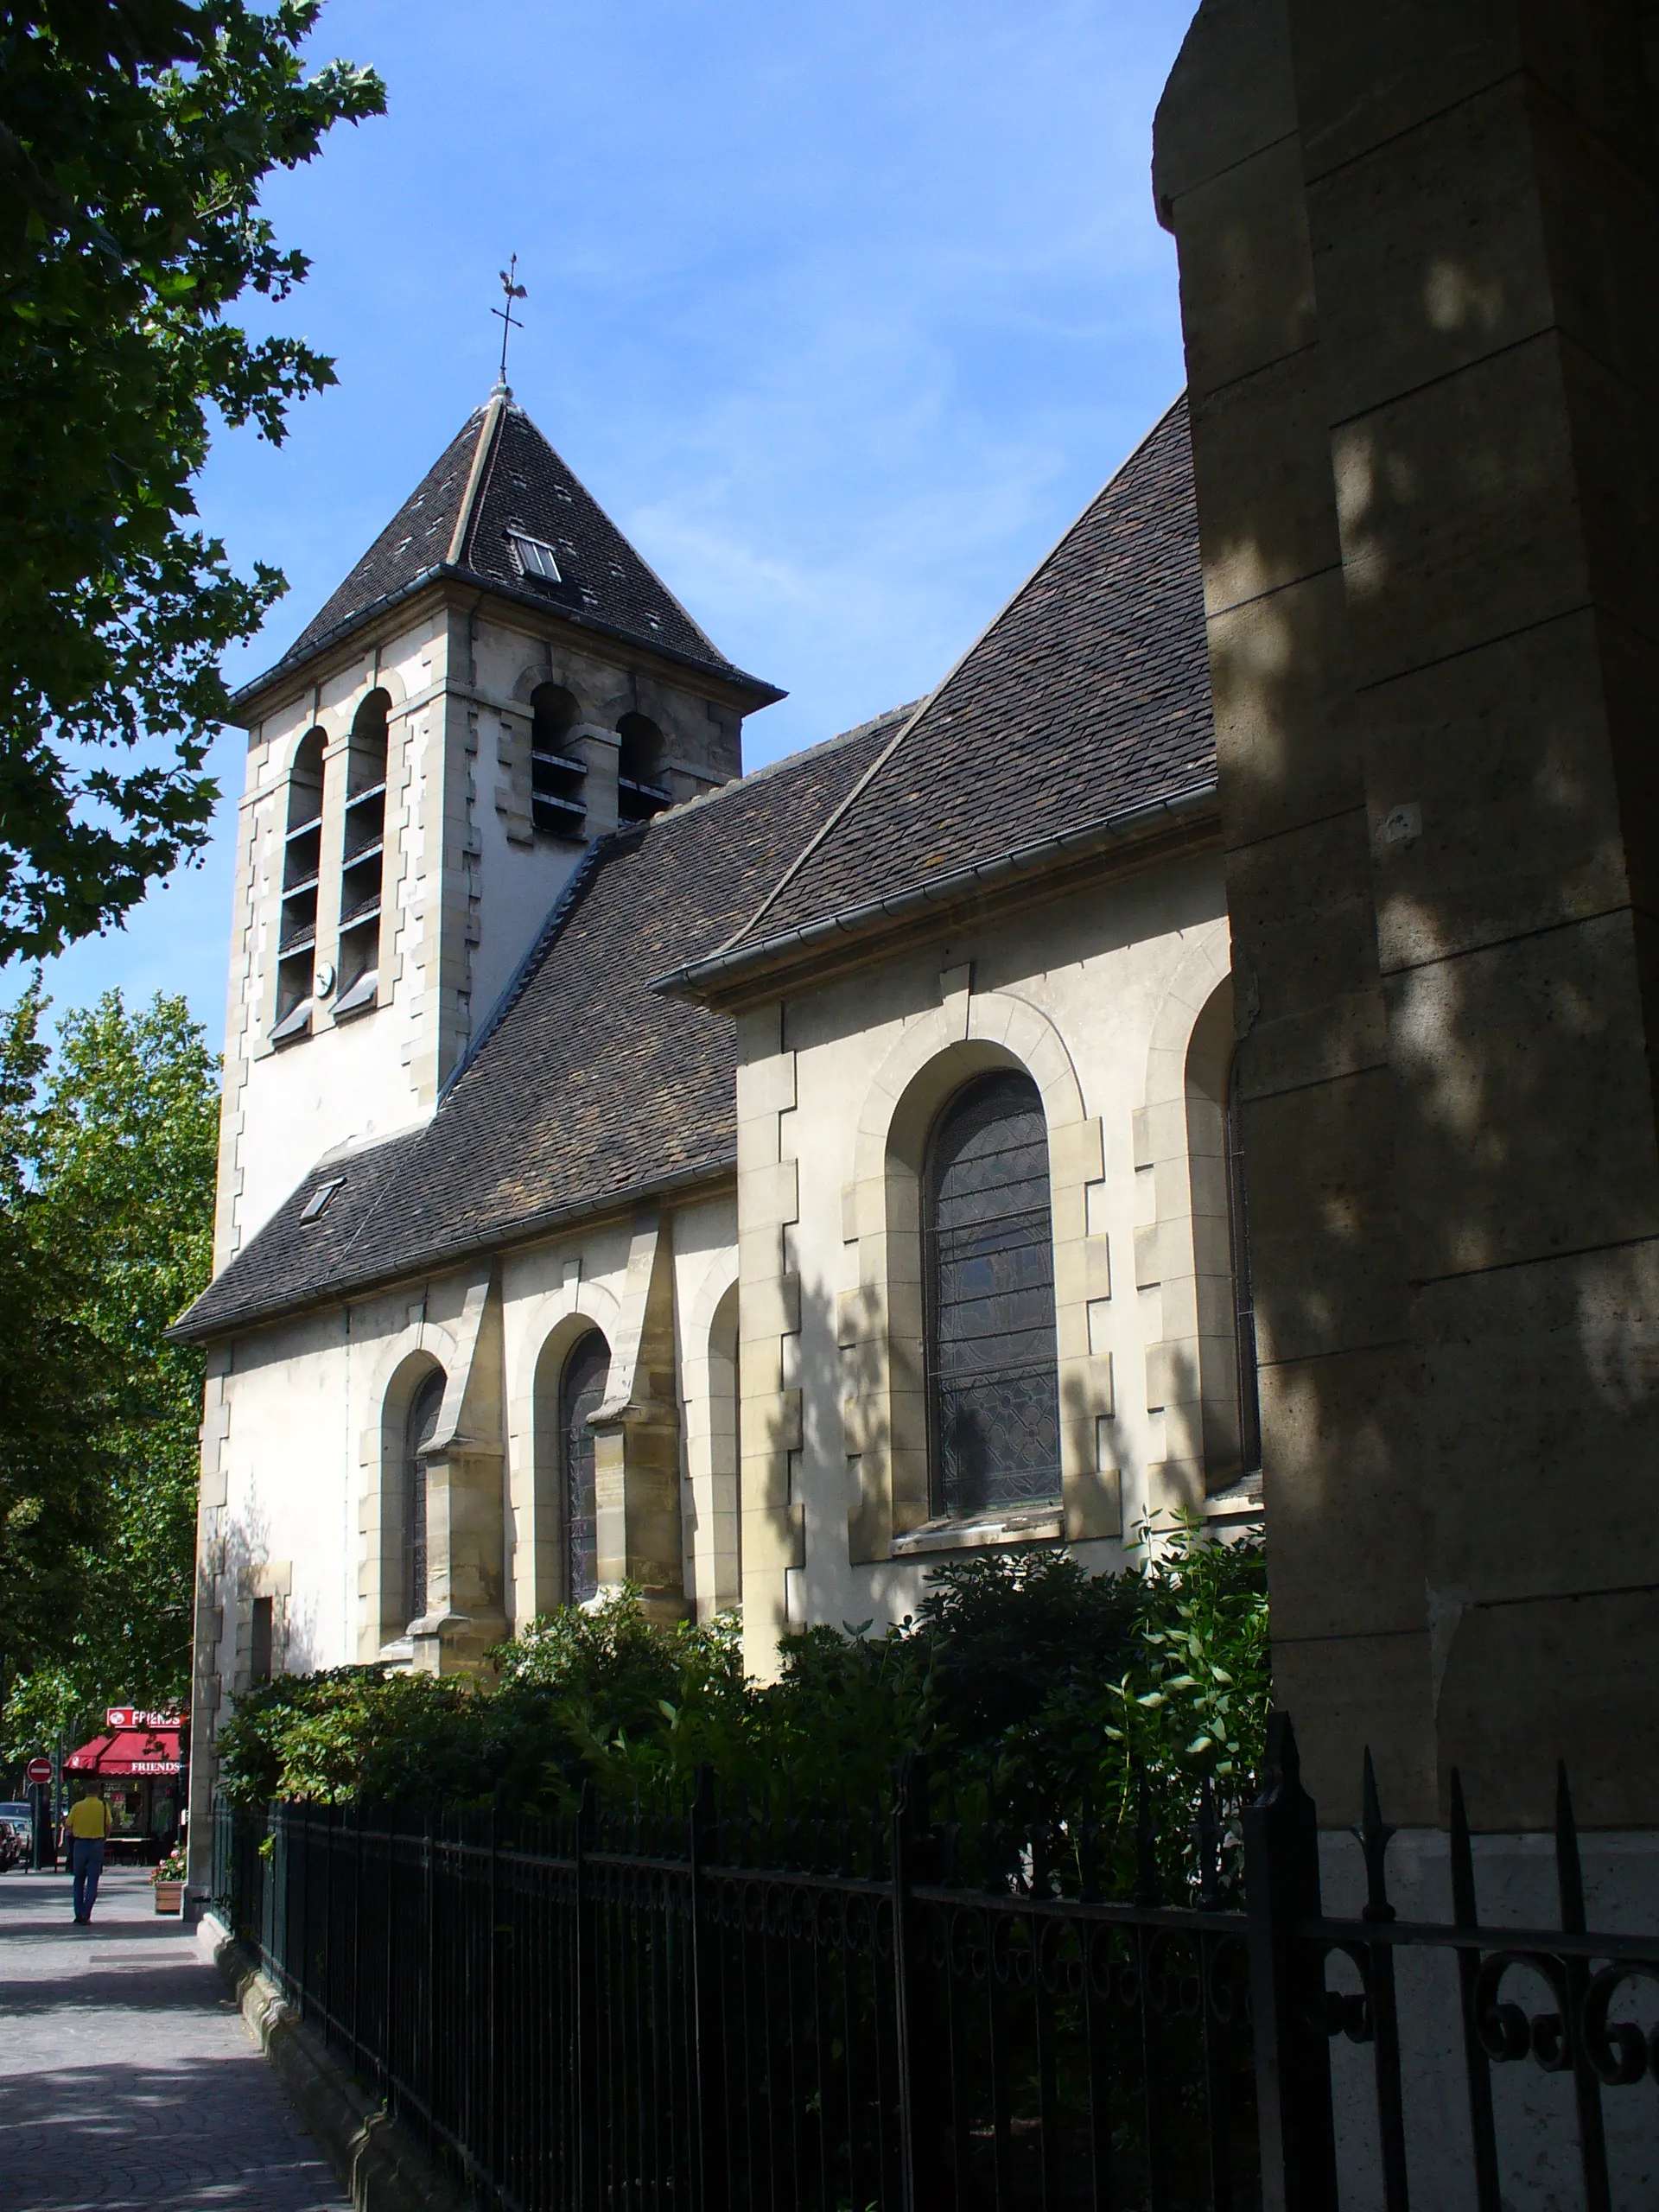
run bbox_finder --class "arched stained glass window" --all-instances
[561,1331,610,1605]
[404,1368,445,1627]
[925,1071,1061,1519]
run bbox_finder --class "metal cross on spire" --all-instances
[492,256,527,393]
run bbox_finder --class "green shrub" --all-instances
[217,1520,1269,1891]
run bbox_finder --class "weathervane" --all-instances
[492,255,527,391]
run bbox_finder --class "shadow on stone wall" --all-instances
[1155,0,1659,1828]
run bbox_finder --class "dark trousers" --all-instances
[71,1837,104,1920]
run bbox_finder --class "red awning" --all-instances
[65,1725,182,1778]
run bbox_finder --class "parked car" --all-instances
[0,1802,30,1872]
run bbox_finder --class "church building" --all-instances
[174,378,1260,1844]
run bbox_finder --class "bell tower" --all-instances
[213,385,783,1264]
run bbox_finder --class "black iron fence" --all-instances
[212,1717,1659,2212]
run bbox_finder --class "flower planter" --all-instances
[152,1878,183,1916]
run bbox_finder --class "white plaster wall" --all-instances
[210,1268,510,1690]
[211,1306,357,1681]
[772,850,1229,1636]
[467,734,583,1027]
[205,1196,753,1732]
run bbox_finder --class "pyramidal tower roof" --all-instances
[241,388,778,705]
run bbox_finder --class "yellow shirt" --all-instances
[66,1797,107,1840]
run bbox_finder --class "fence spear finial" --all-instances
[1354,1746,1396,1924]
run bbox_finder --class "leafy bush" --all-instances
[218,1522,1269,1892]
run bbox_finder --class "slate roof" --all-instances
[658,395,1211,991]
[170,709,910,1343]
[245,395,777,699]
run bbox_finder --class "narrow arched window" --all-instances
[925,1071,1061,1519]
[272,728,325,1044]
[1225,1056,1262,1474]
[336,691,390,1020]
[404,1369,445,1628]
[708,1281,742,1611]
[560,1331,610,1605]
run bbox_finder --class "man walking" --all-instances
[63,1794,108,1924]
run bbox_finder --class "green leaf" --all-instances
[0,4,385,959]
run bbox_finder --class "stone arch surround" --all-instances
[838,979,1116,1563]
[358,1318,459,1658]
[684,1253,741,1618]
[1129,920,1243,1512]
[505,1278,623,1626]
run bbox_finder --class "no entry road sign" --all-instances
[23,1758,52,1785]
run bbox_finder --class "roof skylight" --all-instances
[301,1175,346,1223]
[509,531,563,583]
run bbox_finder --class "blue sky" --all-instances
[35,0,1196,1046]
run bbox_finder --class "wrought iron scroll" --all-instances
[1296,1732,1659,2212]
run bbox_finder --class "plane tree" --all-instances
[0,0,383,958]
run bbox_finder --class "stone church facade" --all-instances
[175,379,1265,1853]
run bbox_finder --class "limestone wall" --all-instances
[1154,0,1659,1827]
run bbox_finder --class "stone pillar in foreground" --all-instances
[1155,0,1659,1832]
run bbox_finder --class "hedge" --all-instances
[217,1518,1268,1893]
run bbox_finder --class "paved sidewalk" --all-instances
[0,1865,349,2210]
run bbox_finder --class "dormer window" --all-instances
[509,531,563,584]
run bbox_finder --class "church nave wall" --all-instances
[730,847,1244,1676]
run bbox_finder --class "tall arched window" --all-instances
[531,683,587,839]
[335,691,390,1020]
[924,1071,1061,1519]
[272,728,325,1044]
[404,1368,445,1627]
[1225,1056,1262,1475]
[616,713,669,822]
[560,1331,610,1605]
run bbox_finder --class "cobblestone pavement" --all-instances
[0,1866,349,2210]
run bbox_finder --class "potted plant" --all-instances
[150,1844,186,1916]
